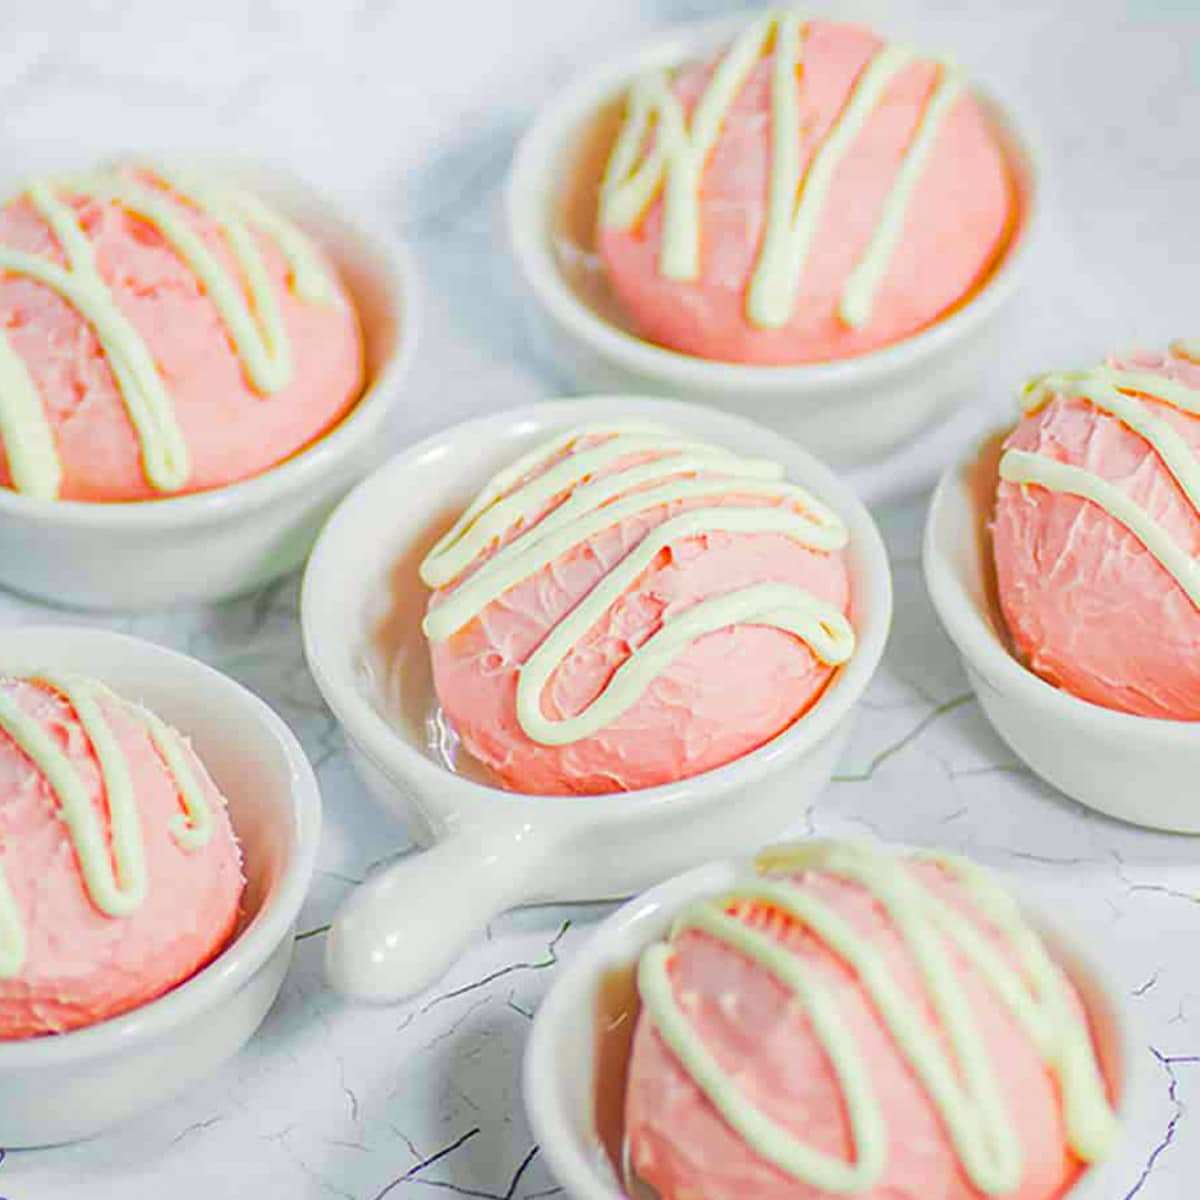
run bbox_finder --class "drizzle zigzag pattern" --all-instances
[0,163,333,499]
[420,423,855,746]
[0,677,213,979]
[600,8,965,331]
[1000,350,1200,610]
[638,842,1117,1193]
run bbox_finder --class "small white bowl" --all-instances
[0,627,321,1146]
[301,397,891,1003]
[924,434,1200,833]
[524,852,1147,1200]
[0,159,418,612]
[506,17,1040,468]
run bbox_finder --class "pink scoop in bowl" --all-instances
[300,397,891,1003]
[924,427,1200,832]
[524,844,1149,1200]
[0,626,320,1147]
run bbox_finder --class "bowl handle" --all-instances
[325,817,555,1003]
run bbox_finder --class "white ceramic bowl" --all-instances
[0,627,321,1146]
[0,159,418,612]
[524,852,1147,1200]
[301,397,891,1003]
[506,17,1040,468]
[925,434,1200,833]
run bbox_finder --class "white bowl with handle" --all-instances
[0,626,321,1146]
[300,396,891,1004]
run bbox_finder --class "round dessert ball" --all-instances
[625,844,1113,1200]
[423,427,853,795]
[0,677,244,1039]
[598,18,1014,364]
[994,346,1200,720]
[0,161,363,502]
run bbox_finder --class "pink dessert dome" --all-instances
[624,842,1117,1200]
[420,422,857,795]
[597,14,1015,365]
[993,341,1200,720]
[0,676,244,1040]
[0,159,363,503]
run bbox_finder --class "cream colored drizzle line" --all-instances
[600,8,965,331]
[420,422,855,747]
[638,841,1117,1195]
[0,675,214,979]
[999,360,1200,609]
[0,162,335,500]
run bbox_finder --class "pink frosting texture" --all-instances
[427,439,851,795]
[599,20,1015,365]
[0,166,363,502]
[0,679,244,1040]
[625,860,1093,1200]
[994,349,1200,720]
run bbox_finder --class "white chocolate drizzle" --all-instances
[0,327,60,500]
[600,9,967,332]
[999,360,1200,610]
[637,841,1117,1195]
[420,422,855,747]
[837,65,964,329]
[0,162,336,500]
[0,675,215,979]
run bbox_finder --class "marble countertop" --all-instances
[2,0,1200,1196]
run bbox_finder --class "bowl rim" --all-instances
[0,166,420,531]
[523,849,1144,1200]
[923,439,1200,749]
[300,394,893,817]
[505,13,1043,394]
[0,627,322,1067]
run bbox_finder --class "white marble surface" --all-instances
[2,0,1200,1196]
